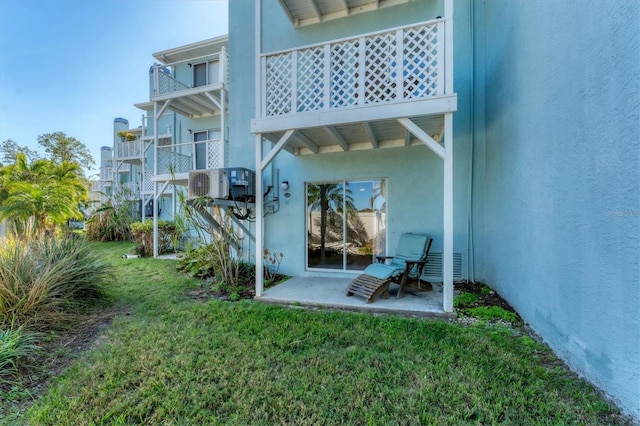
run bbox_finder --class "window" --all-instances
[307,179,386,271]
[193,63,207,87]
[193,60,220,87]
[194,130,220,170]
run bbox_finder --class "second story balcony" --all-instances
[149,38,229,119]
[252,18,456,153]
[116,139,144,160]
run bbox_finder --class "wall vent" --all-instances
[421,252,463,281]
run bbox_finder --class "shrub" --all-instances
[86,185,139,242]
[130,220,176,257]
[86,201,135,242]
[466,306,519,324]
[453,292,479,308]
[0,324,39,385]
[0,234,111,328]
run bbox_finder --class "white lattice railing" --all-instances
[142,171,154,193]
[157,149,192,175]
[113,182,140,200]
[100,167,113,181]
[205,139,225,169]
[152,48,228,97]
[261,19,446,117]
[116,140,143,158]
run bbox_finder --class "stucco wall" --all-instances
[477,0,640,419]
[230,0,478,278]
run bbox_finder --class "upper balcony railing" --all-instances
[157,149,192,175]
[151,48,228,98]
[116,139,144,159]
[260,18,447,118]
[100,167,113,181]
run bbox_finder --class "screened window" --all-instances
[307,179,386,271]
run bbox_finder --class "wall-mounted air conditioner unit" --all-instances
[188,169,229,199]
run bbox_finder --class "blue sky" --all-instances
[0,0,228,177]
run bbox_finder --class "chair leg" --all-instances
[397,273,409,299]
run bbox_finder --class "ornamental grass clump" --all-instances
[0,324,39,385]
[0,234,111,329]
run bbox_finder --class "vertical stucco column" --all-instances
[442,0,454,312]
[443,112,454,312]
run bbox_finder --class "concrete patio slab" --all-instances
[256,276,454,318]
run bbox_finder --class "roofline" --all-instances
[152,34,229,64]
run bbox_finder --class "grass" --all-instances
[0,234,111,329]
[0,325,39,386]
[0,241,630,425]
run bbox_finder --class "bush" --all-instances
[130,220,176,257]
[0,235,111,329]
[86,202,135,242]
[0,324,39,385]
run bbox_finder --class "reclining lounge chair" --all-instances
[346,233,433,303]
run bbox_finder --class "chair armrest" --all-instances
[402,259,429,276]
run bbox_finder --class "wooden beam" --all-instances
[205,92,222,110]
[309,0,321,19]
[363,122,378,149]
[325,126,349,151]
[294,131,320,153]
[397,117,445,159]
[261,129,295,171]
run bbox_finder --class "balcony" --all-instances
[252,19,456,154]
[116,139,144,159]
[100,167,113,182]
[152,138,227,182]
[149,48,229,119]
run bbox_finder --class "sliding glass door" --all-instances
[307,179,386,271]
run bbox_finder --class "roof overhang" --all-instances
[277,0,413,27]
[153,34,228,65]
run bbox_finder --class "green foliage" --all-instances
[36,132,94,169]
[130,220,176,257]
[453,292,479,307]
[175,193,244,286]
[0,139,40,166]
[0,241,621,425]
[466,306,519,323]
[85,186,138,242]
[0,234,111,329]
[0,154,88,236]
[0,324,39,385]
[480,284,493,296]
[262,248,284,283]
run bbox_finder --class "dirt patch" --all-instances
[1,308,120,412]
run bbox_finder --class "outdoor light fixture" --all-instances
[280,181,289,191]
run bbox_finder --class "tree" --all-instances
[0,139,40,166]
[37,132,95,169]
[0,154,88,235]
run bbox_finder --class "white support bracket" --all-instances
[397,117,445,159]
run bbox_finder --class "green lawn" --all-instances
[3,242,629,425]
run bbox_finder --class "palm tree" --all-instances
[0,154,88,235]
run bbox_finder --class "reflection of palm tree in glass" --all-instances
[307,183,358,265]
[370,180,386,255]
